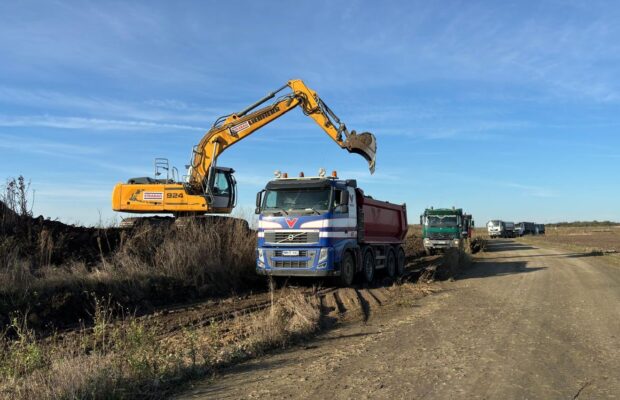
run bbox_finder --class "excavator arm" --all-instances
[112,79,376,216]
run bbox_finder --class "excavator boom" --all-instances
[112,79,376,216]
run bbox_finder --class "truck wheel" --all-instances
[362,248,375,283]
[339,251,355,287]
[396,246,406,276]
[386,249,397,278]
[425,248,434,256]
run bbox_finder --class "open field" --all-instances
[518,225,620,256]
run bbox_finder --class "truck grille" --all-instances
[428,232,455,240]
[264,231,319,244]
[273,260,312,268]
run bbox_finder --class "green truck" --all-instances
[420,207,473,255]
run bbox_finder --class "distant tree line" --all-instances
[547,221,620,228]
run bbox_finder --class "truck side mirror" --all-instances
[419,216,423,225]
[255,190,264,214]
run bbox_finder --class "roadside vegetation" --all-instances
[546,221,619,228]
[0,288,322,399]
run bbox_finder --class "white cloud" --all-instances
[0,87,227,124]
[0,133,100,155]
[499,182,558,198]
[0,133,149,176]
[0,115,204,131]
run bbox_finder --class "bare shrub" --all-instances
[1,176,32,220]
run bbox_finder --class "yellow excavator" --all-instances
[111,79,377,221]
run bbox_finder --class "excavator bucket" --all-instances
[344,131,377,174]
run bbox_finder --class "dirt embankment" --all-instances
[0,201,257,332]
[1,209,124,266]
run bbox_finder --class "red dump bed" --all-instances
[356,189,408,244]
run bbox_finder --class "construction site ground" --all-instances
[176,239,620,399]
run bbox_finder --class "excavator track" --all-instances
[119,215,251,230]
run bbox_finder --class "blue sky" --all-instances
[1,0,619,225]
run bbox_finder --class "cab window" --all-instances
[213,171,230,195]
[333,189,348,214]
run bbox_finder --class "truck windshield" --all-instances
[427,216,458,227]
[262,188,331,215]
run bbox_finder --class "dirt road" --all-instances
[177,240,620,399]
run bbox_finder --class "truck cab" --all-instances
[487,220,505,238]
[504,221,516,238]
[255,171,359,279]
[421,207,464,255]
[514,223,524,237]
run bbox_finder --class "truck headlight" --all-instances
[452,239,460,246]
[319,248,328,263]
[423,238,430,244]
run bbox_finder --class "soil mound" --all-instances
[1,200,123,265]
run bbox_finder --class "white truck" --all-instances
[487,220,505,238]
[488,220,517,238]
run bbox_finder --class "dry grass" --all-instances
[109,218,256,293]
[0,288,321,400]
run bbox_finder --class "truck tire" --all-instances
[339,251,356,287]
[396,246,406,276]
[386,248,397,278]
[362,248,375,283]
[425,248,435,256]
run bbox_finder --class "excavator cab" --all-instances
[207,167,237,210]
